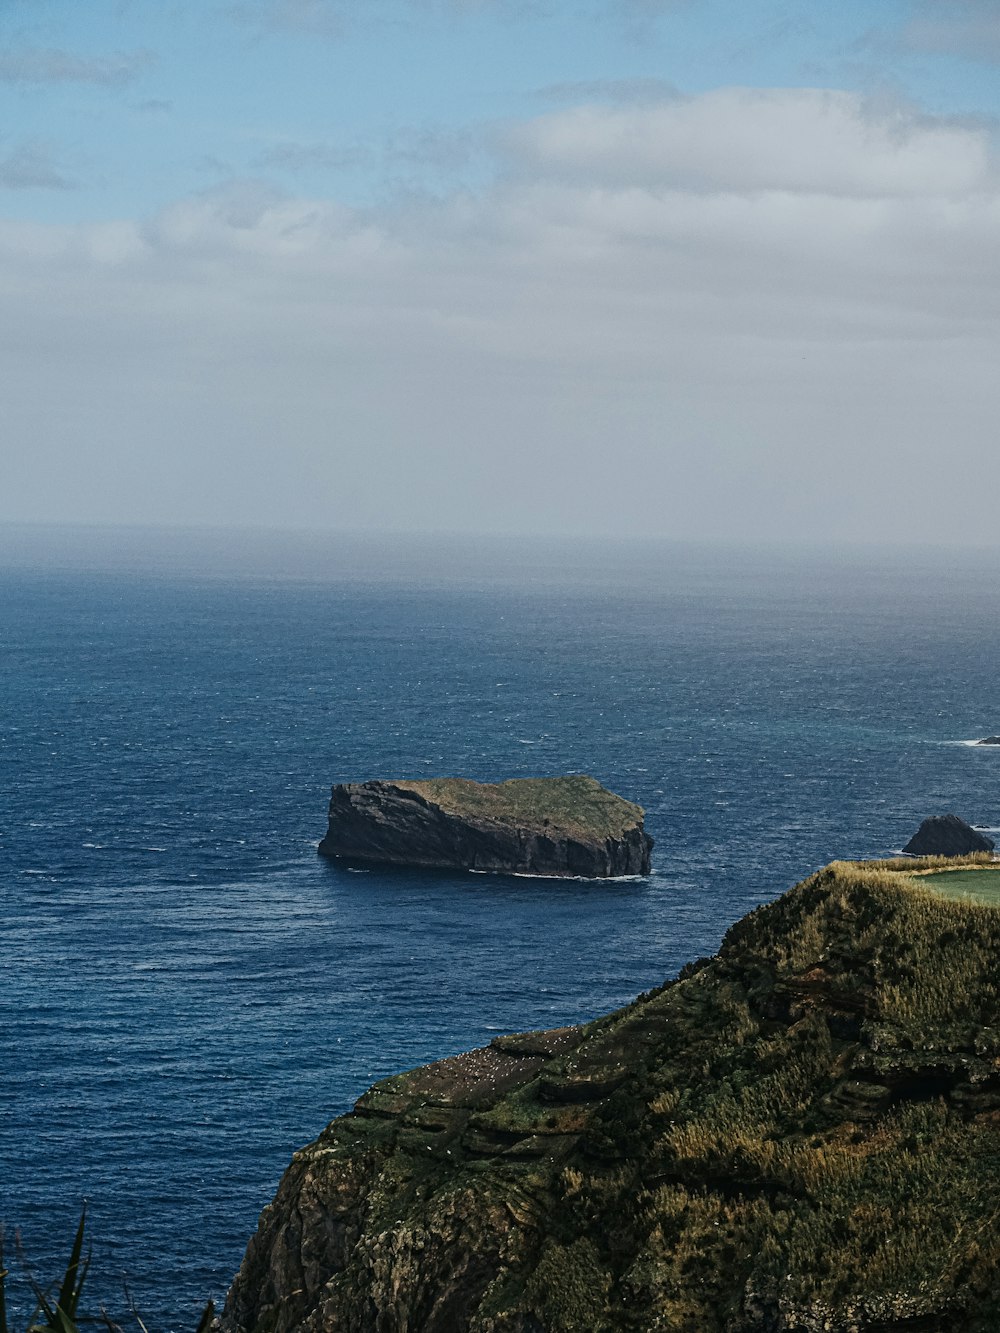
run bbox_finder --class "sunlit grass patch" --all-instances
[920,867,1000,905]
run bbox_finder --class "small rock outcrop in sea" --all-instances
[222,856,1000,1333]
[976,736,1000,745]
[317,774,653,878]
[902,813,994,856]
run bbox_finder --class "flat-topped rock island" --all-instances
[318,774,653,878]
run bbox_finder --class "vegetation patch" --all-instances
[397,775,643,839]
[223,859,1000,1333]
[921,866,1000,905]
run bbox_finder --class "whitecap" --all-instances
[511,870,645,882]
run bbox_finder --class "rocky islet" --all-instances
[318,775,653,878]
[902,813,995,856]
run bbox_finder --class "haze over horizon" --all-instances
[4,0,1000,546]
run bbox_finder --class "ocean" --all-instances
[4,527,1000,1329]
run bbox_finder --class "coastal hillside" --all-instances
[223,857,1000,1332]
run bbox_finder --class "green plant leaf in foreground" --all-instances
[2,1210,212,1333]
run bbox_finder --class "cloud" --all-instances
[226,0,684,38]
[539,76,680,104]
[609,0,690,34]
[254,140,362,173]
[897,0,1000,63]
[0,47,155,87]
[226,0,350,37]
[507,88,994,196]
[3,88,1000,541]
[0,140,74,190]
[252,128,483,185]
[226,0,542,39]
[386,126,481,172]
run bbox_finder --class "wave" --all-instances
[511,871,646,882]
[468,866,647,882]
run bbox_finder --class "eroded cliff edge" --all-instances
[223,858,1000,1332]
[317,775,653,878]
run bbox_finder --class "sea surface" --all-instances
[5,528,1000,1329]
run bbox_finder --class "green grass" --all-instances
[922,867,1000,905]
[394,775,643,839]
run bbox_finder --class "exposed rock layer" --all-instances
[223,858,1000,1332]
[902,813,994,856]
[318,775,653,878]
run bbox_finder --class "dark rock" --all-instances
[902,814,994,857]
[977,736,1000,745]
[317,774,653,878]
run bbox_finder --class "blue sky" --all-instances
[4,0,1000,541]
[5,0,998,220]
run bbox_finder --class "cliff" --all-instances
[222,857,1000,1332]
[317,775,653,878]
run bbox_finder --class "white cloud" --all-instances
[3,89,1000,541]
[508,88,994,196]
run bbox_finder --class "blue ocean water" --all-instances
[4,530,1000,1329]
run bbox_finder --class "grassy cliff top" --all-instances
[392,774,644,839]
[920,864,1000,905]
[839,852,1000,906]
[227,856,1000,1332]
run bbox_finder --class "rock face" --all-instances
[317,775,653,878]
[902,813,994,856]
[223,858,1000,1333]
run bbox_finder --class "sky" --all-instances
[3,0,1000,543]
